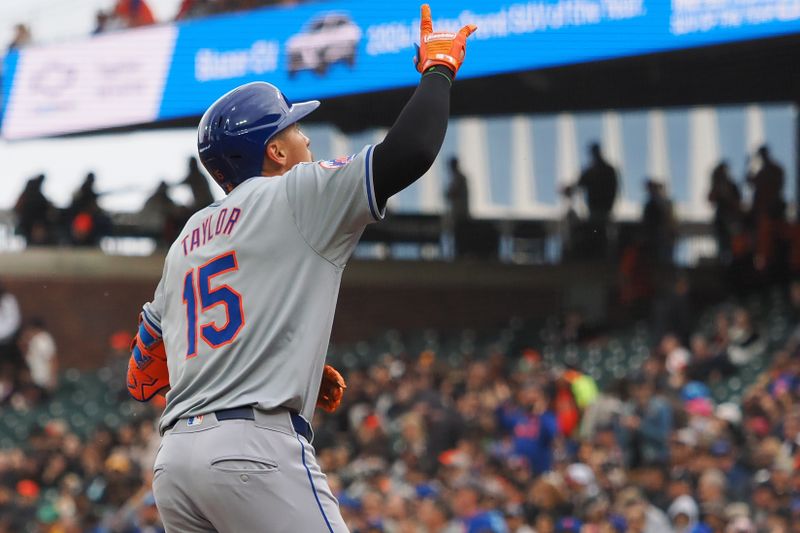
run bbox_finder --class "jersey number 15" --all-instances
[182,251,244,358]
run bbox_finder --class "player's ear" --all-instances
[264,139,286,166]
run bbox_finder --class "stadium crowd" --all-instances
[0,279,798,532]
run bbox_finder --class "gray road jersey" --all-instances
[143,145,383,433]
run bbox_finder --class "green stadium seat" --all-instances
[64,368,81,384]
[69,412,88,428]
[47,402,66,418]
[13,425,28,441]
[103,413,121,428]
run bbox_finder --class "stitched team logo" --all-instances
[319,154,355,169]
[187,415,204,427]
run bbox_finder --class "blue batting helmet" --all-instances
[197,82,319,193]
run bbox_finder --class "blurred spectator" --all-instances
[497,382,559,475]
[453,483,508,533]
[660,334,691,390]
[20,318,58,396]
[445,156,470,222]
[0,282,21,363]
[559,183,583,260]
[67,172,111,246]
[746,145,785,224]
[618,237,655,312]
[13,174,56,246]
[727,307,765,366]
[181,156,215,212]
[561,364,598,412]
[697,469,727,509]
[70,173,99,215]
[708,161,743,265]
[132,492,166,533]
[651,272,692,345]
[417,496,459,532]
[136,181,180,247]
[579,379,626,441]
[618,375,672,468]
[641,179,675,269]
[614,486,670,533]
[554,310,591,346]
[786,279,800,352]
[92,10,111,34]
[710,309,732,354]
[109,0,156,29]
[667,494,699,533]
[726,516,755,533]
[746,145,787,275]
[109,485,165,533]
[619,180,676,314]
[7,23,32,53]
[444,156,471,258]
[563,142,619,259]
[686,334,736,383]
[175,0,216,20]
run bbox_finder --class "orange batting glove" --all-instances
[414,4,477,78]
[316,364,347,413]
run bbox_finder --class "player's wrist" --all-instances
[422,64,454,86]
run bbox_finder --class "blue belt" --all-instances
[215,406,313,442]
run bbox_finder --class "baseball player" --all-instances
[126,5,476,532]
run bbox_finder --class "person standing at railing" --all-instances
[746,145,787,275]
[641,179,675,269]
[67,173,111,246]
[13,174,56,246]
[444,156,471,258]
[708,161,743,265]
[181,156,215,213]
[563,142,619,260]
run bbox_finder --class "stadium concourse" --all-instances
[0,276,797,532]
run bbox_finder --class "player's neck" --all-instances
[261,163,291,177]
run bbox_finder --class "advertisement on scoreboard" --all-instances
[2,0,800,139]
[156,0,800,120]
[1,25,176,140]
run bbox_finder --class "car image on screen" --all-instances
[285,13,362,77]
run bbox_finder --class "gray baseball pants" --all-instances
[152,408,349,532]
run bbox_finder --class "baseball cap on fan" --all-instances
[667,494,699,522]
[673,428,698,448]
[715,402,742,425]
[556,517,582,532]
[565,463,595,488]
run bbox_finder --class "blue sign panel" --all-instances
[158,0,800,120]
[2,0,799,137]
[0,50,19,127]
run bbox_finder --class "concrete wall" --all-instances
[2,249,593,369]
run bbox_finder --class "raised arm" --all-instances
[372,5,477,208]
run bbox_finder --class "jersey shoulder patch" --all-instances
[319,154,356,169]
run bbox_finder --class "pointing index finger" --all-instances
[458,23,478,39]
[420,4,433,38]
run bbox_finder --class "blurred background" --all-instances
[1,0,799,532]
